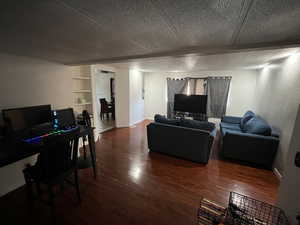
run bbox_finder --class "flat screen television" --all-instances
[174,94,207,114]
[2,105,52,132]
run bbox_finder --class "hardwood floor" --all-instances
[0,120,279,225]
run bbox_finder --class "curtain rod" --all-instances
[167,76,232,80]
[166,78,186,80]
[187,76,232,79]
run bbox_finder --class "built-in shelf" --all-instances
[74,102,92,106]
[71,66,94,120]
[72,90,92,93]
[72,76,91,80]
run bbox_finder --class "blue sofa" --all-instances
[220,111,279,169]
[147,115,216,164]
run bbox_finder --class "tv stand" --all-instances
[173,111,207,121]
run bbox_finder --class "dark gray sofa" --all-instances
[147,115,216,164]
[220,111,279,168]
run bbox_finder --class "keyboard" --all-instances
[23,126,79,144]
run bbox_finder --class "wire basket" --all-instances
[226,192,290,225]
[198,198,227,225]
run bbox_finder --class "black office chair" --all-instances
[82,110,92,127]
[23,128,81,210]
[81,110,91,159]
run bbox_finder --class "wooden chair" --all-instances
[23,129,81,216]
[99,98,113,120]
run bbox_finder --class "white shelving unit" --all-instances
[71,66,97,142]
[72,90,92,93]
[74,102,92,106]
[72,76,91,80]
[71,66,93,117]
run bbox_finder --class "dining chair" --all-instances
[99,98,113,120]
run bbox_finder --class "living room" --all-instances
[0,1,300,225]
[110,47,300,182]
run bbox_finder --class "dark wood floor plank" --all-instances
[0,120,279,225]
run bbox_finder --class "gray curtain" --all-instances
[167,78,188,118]
[187,78,205,95]
[205,77,231,118]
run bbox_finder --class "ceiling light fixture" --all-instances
[281,49,300,58]
[290,51,300,57]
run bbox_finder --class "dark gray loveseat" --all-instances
[220,111,279,168]
[147,115,216,164]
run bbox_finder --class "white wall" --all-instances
[0,53,73,197]
[278,104,300,224]
[113,69,145,127]
[95,72,114,104]
[144,70,258,119]
[254,54,300,174]
[114,69,130,127]
[129,70,144,125]
[253,54,300,222]
[0,55,73,111]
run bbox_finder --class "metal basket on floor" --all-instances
[226,192,289,225]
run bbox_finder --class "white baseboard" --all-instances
[273,167,283,180]
[99,127,114,133]
[115,118,149,128]
[129,118,146,127]
[116,125,130,128]
[116,122,130,128]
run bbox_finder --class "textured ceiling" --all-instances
[1,0,300,65]
[108,48,300,72]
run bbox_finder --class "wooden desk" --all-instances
[0,125,97,177]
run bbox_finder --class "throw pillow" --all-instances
[243,116,271,136]
[179,119,215,132]
[154,114,179,126]
[240,110,255,131]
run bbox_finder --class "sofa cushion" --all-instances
[240,110,255,130]
[220,122,242,131]
[179,119,215,132]
[220,127,234,136]
[243,116,271,136]
[154,114,179,126]
[221,116,242,124]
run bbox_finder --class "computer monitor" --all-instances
[2,105,52,132]
[53,108,76,129]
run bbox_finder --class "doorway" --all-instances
[94,70,116,133]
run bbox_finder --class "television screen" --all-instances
[2,105,52,132]
[174,94,207,114]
